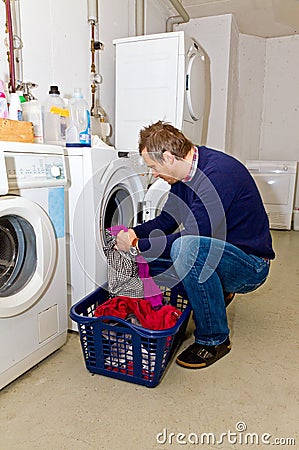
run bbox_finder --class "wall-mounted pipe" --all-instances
[5,0,16,92]
[11,0,23,84]
[166,0,190,32]
[135,0,145,36]
[87,0,98,24]
[87,0,99,116]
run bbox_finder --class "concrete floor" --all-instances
[0,230,298,450]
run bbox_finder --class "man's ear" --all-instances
[163,151,175,165]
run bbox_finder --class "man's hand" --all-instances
[115,228,137,252]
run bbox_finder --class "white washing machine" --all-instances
[246,160,297,230]
[64,145,149,330]
[0,142,68,390]
[113,30,208,151]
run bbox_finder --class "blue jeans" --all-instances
[148,236,270,346]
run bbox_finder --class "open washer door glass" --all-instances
[0,196,56,317]
[143,178,170,222]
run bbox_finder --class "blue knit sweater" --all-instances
[134,146,275,260]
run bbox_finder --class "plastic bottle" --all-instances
[43,85,69,145]
[8,92,23,120]
[22,99,44,143]
[18,91,26,105]
[0,81,9,118]
[65,122,80,147]
[66,88,91,147]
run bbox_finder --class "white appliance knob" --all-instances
[50,165,61,178]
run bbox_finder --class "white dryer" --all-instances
[0,142,68,390]
[246,160,297,230]
[64,146,147,330]
[113,30,208,151]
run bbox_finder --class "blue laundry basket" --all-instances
[70,282,191,388]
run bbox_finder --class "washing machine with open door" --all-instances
[69,155,146,329]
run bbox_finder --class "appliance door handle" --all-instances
[186,74,189,91]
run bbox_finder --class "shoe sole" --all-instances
[176,344,231,369]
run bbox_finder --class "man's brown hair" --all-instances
[138,121,193,162]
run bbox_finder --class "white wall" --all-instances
[232,34,266,162]
[225,16,239,156]
[35,2,91,100]
[260,35,299,207]
[261,36,299,160]
[1,1,91,103]
[96,0,136,138]
[144,0,170,35]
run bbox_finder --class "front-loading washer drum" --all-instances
[0,215,37,297]
[97,159,145,246]
[0,196,57,317]
[102,185,136,231]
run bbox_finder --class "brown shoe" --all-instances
[176,338,231,369]
[224,292,235,307]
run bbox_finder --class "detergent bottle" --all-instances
[43,85,68,145]
[66,88,91,147]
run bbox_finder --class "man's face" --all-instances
[141,148,178,185]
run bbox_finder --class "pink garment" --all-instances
[108,225,163,307]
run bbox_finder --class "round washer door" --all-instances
[0,196,56,317]
[186,48,206,122]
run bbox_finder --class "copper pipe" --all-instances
[5,0,16,92]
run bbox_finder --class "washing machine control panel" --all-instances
[5,153,66,189]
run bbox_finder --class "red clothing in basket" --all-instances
[94,296,181,330]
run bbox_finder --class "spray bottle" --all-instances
[0,81,9,119]
[8,92,23,120]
